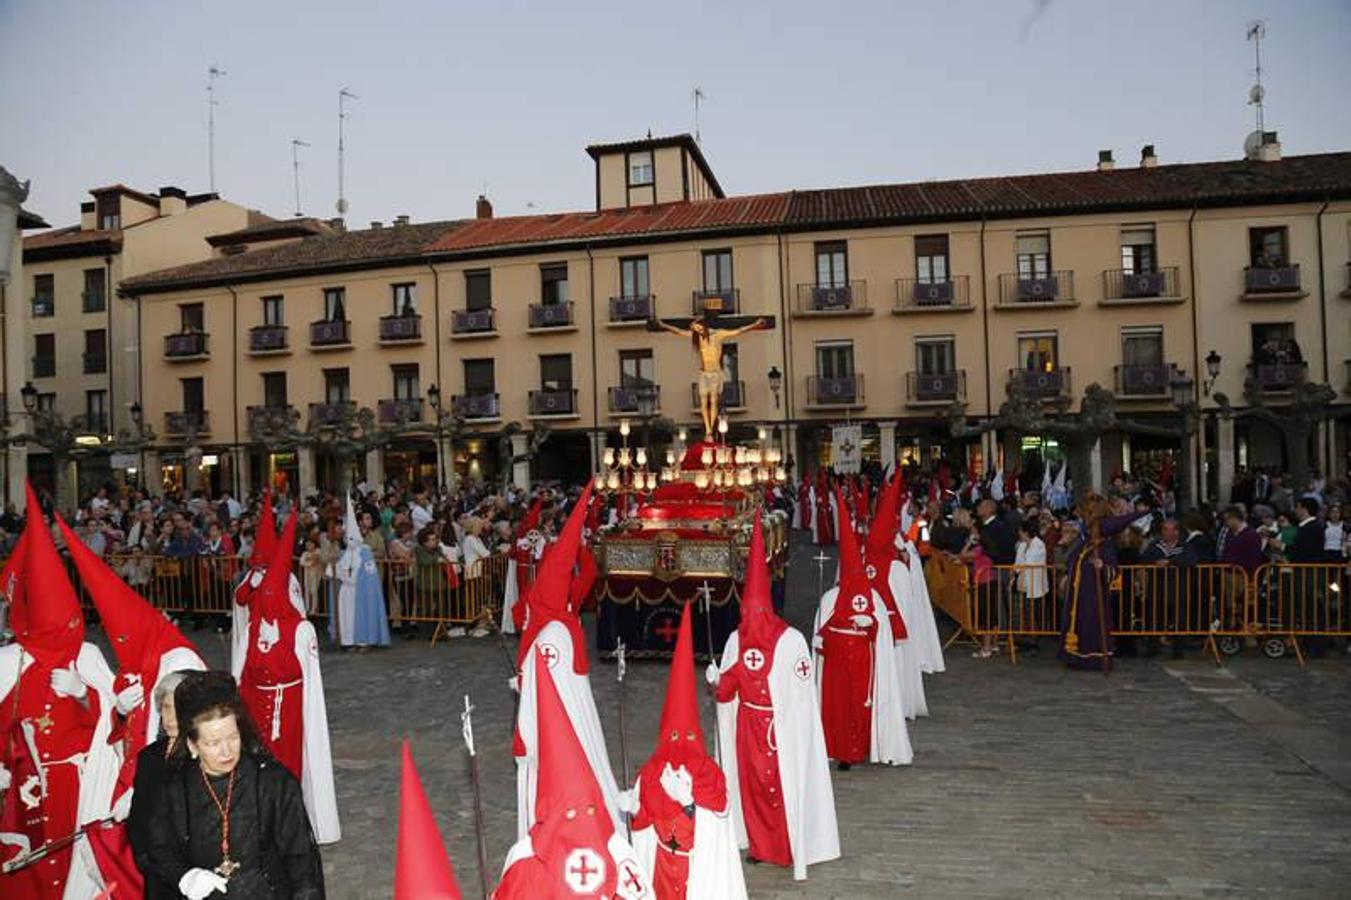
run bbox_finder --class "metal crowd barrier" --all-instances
[47,552,511,646]
[962,559,1347,666]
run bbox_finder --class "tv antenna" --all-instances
[337,87,358,218]
[207,65,227,192]
[291,139,311,217]
[692,86,705,144]
[1246,20,1266,133]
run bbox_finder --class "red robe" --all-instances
[816,598,877,764]
[630,754,727,899]
[713,643,792,867]
[0,662,102,900]
[239,615,305,778]
[813,492,834,546]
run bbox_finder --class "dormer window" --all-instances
[628,151,654,188]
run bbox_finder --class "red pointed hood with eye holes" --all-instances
[57,513,197,679]
[13,482,85,669]
[517,498,543,540]
[517,481,593,674]
[395,739,463,900]
[251,490,277,566]
[526,644,617,869]
[862,470,907,639]
[825,484,874,630]
[252,510,302,628]
[737,511,786,655]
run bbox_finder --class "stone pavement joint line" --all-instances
[88,537,1351,899]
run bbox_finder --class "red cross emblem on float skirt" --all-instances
[617,860,646,897]
[538,643,560,670]
[850,594,870,614]
[742,648,765,672]
[795,657,812,680]
[653,618,680,645]
[564,847,605,894]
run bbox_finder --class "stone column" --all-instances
[1216,416,1235,505]
[511,432,530,491]
[142,450,161,496]
[237,448,254,499]
[1089,438,1103,494]
[298,446,316,498]
[4,443,25,509]
[365,448,385,492]
[589,430,605,477]
[877,421,897,471]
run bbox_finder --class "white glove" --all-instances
[704,662,720,686]
[179,868,229,898]
[507,675,520,694]
[850,614,873,629]
[111,789,134,823]
[50,664,88,701]
[115,683,145,716]
[615,788,640,814]
[659,763,694,808]
[0,763,11,792]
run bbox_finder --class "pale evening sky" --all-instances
[2,0,1349,230]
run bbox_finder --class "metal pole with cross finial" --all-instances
[813,549,831,604]
[461,695,490,900]
[697,580,722,767]
[615,639,631,840]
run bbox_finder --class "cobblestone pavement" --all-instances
[113,535,1351,899]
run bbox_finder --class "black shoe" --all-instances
[837,762,852,772]
[745,855,761,866]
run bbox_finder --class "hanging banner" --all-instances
[831,424,862,474]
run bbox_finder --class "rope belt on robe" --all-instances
[255,678,303,741]
[18,722,90,797]
[741,700,778,752]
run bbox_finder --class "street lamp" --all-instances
[767,366,783,409]
[20,381,37,414]
[1170,371,1197,510]
[1203,350,1222,395]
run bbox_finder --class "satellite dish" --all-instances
[1248,84,1265,104]
[1243,130,1263,160]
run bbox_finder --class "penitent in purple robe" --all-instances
[1058,513,1140,671]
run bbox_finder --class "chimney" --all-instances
[369,220,383,230]
[393,214,410,227]
[476,194,493,220]
[327,217,346,231]
[1258,131,1282,162]
[158,185,187,216]
[1140,144,1158,168]
[1096,150,1115,172]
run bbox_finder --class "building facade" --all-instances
[122,134,1351,501]
[20,185,259,496]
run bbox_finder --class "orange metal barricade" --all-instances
[925,553,976,646]
[1251,562,1349,663]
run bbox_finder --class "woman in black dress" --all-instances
[143,671,325,899]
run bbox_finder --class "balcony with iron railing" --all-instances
[1114,363,1178,399]
[31,355,55,378]
[1248,361,1307,393]
[164,331,209,360]
[378,314,422,344]
[82,290,107,313]
[1009,366,1072,399]
[893,276,972,313]
[793,281,870,317]
[1101,267,1182,304]
[451,307,497,338]
[607,384,661,414]
[527,301,576,332]
[608,294,654,324]
[309,319,351,348]
[452,392,501,421]
[377,398,424,424]
[528,388,579,418]
[906,370,965,406]
[309,401,356,427]
[997,271,1076,308]
[691,288,740,317]
[1242,264,1304,300]
[688,380,746,412]
[82,352,107,375]
[248,325,290,354]
[806,374,864,409]
[31,296,54,318]
[165,410,210,436]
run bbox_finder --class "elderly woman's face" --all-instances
[190,713,242,776]
[161,693,180,739]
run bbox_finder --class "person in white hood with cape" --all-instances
[331,494,391,649]
[709,511,839,881]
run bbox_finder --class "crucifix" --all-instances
[813,550,831,604]
[652,315,773,438]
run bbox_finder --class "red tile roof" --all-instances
[428,193,790,253]
[23,225,123,261]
